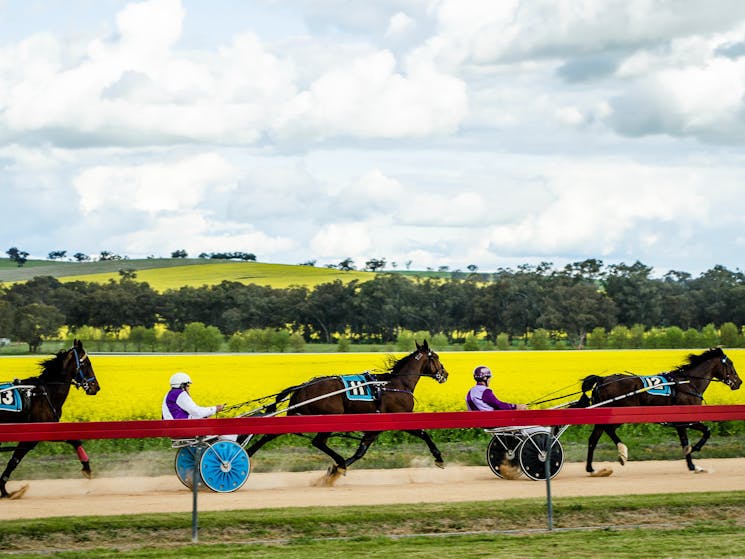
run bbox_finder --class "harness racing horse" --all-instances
[245,340,448,480]
[574,347,741,476]
[0,340,100,499]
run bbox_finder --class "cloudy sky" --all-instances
[2,0,745,276]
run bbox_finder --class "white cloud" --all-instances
[74,153,235,214]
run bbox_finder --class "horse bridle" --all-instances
[717,355,741,389]
[68,347,96,391]
[416,348,447,383]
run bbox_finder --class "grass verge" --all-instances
[1,492,745,558]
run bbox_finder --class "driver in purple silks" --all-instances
[466,366,528,411]
[162,372,238,441]
[162,372,225,419]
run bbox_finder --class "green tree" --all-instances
[529,328,550,350]
[6,247,29,267]
[663,326,685,348]
[607,325,631,349]
[430,332,449,349]
[129,325,157,351]
[496,332,510,350]
[0,300,13,338]
[182,322,224,352]
[683,327,701,348]
[13,303,64,352]
[630,324,646,348]
[462,333,480,351]
[159,329,184,352]
[701,323,720,347]
[719,322,741,347]
[587,327,607,349]
[271,329,291,352]
[289,332,306,352]
[337,335,351,352]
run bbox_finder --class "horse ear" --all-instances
[415,340,422,350]
[74,338,83,351]
[422,339,429,350]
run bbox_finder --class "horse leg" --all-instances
[675,424,710,472]
[342,431,380,470]
[689,422,711,454]
[674,425,696,471]
[405,429,445,468]
[602,425,628,465]
[585,424,605,474]
[311,432,348,476]
[245,433,280,457]
[67,440,91,478]
[0,441,38,499]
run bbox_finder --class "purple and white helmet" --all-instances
[473,366,492,382]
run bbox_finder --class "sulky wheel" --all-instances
[199,440,251,493]
[486,433,522,479]
[518,431,564,481]
[174,446,203,490]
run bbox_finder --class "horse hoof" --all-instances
[617,443,628,466]
[434,460,445,469]
[8,484,29,500]
[82,469,92,480]
[693,466,707,474]
[590,468,613,477]
[499,462,522,480]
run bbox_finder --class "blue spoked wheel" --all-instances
[174,446,203,490]
[199,440,250,493]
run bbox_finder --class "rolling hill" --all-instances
[0,258,377,291]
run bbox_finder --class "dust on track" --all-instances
[3,458,745,521]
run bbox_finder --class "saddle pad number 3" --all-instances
[0,383,22,412]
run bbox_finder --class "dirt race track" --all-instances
[3,458,745,521]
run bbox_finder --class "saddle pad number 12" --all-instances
[0,383,23,412]
[640,375,672,397]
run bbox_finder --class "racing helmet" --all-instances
[473,366,492,382]
[170,372,192,388]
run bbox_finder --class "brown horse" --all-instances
[245,340,448,478]
[574,347,741,475]
[0,340,100,498]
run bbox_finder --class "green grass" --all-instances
[0,259,376,291]
[2,492,745,557]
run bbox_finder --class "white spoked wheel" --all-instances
[199,440,251,493]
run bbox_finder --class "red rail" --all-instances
[1,405,744,442]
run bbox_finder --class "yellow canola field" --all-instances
[1,349,743,422]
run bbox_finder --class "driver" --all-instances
[466,366,528,411]
[162,372,225,419]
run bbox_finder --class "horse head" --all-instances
[714,348,742,390]
[64,339,100,395]
[414,340,448,384]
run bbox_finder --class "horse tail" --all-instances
[264,384,301,415]
[571,374,603,408]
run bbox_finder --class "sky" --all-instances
[2,0,745,276]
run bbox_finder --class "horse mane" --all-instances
[37,350,67,380]
[672,347,725,374]
[384,349,419,375]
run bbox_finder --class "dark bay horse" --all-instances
[245,340,448,479]
[573,347,741,475]
[0,340,100,498]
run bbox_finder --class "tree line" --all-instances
[1,258,745,351]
